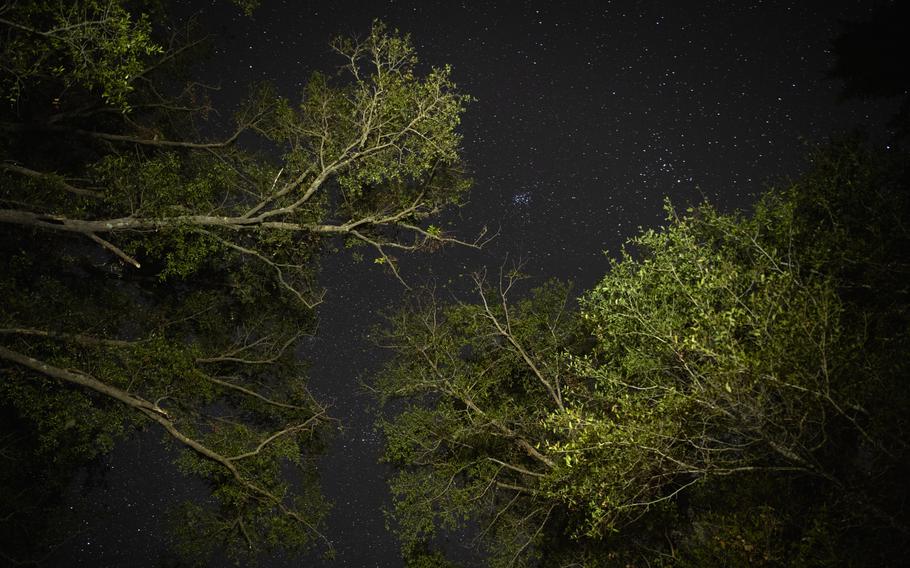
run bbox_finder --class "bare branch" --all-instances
[227,411,325,462]
[472,270,565,411]
[197,331,305,365]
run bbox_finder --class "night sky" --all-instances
[53,1,895,566]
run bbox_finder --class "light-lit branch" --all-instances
[205,375,313,412]
[87,233,141,268]
[227,412,325,462]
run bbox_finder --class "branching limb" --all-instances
[197,331,305,365]
[0,345,333,551]
[227,411,326,462]
[0,345,168,418]
[205,375,312,412]
[471,270,565,411]
[350,229,410,289]
[201,231,324,309]
[0,121,251,150]
[399,221,496,249]
[406,328,555,469]
[486,457,547,478]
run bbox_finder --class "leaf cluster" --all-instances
[1,0,162,111]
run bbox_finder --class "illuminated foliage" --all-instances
[375,140,910,566]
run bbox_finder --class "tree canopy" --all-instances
[3,2,909,567]
[0,2,473,563]
[374,139,910,567]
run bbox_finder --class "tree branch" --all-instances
[0,345,167,418]
[0,328,136,347]
[0,163,103,198]
[87,233,140,268]
[0,345,333,551]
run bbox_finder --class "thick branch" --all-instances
[0,121,246,150]
[87,233,141,268]
[0,345,167,417]
[0,208,405,236]
[0,345,333,549]
[0,328,136,347]
[460,395,556,469]
[0,163,103,198]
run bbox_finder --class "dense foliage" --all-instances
[375,139,910,566]
[0,1,472,563]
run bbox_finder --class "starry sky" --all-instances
[54,1,895,566]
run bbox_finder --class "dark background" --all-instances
[53,1,897,566]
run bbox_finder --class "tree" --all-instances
[376,273,581,567]
[0,2,474,563]
[374,139,910,566]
